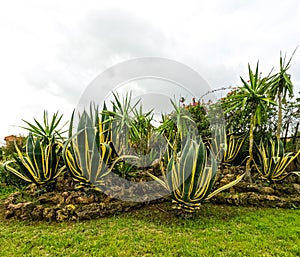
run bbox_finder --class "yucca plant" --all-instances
[21,110,68,144]
[254,139,300,182]
[269,49,296,140]
[225,63,276,181]
[129,105,154,156]
[3,133,65,186]
[63,106,113,190]
[106,92,138,156]
[103,93,165,170]
[149,137,245,213]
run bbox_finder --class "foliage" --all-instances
[105,92,138,156]
[224,63,276,180]
[3,133,65,186]
[209,124,226,164]
[0,136,26,162]
[183,98,211,139]
[269,50,296,139]
[157,100,198,159]
[209,124,246,166]
[104,93,167,171]
[0,162,29,189]
[129,105,154,155]
[149,136,245,213]
[225,136,245,164]
[21,111,68,144]
[254,139,300,182]
[63,107,113,190]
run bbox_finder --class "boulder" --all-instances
[260,187,275,195]
[38,192,64,205]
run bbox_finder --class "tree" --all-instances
[269,49,296,140]
[224,63,276,181]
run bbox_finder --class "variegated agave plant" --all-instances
[254,139,300,182]
[210,124,245,164]
[63,106,113,190]
[4,133,65,186]
[149,137,245,213]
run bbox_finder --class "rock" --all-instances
[231,194,240,205]
[74,195,94,204]
[260,187,275,195]
[76,203,101,220]
[293,184,300,193]
[31,205,44,220]
[220,178,230,185]
[38,192,64,205]
[5,210,14,219]
[220,174,237,185]
[55,174,74,191]
[26,183,38,194]
[56,210,68,221]
[65,191,81,204]
[6,202,35,220]
[61,191,70,198]
[221,168,231,175]
[266,195,280,201]
[43,207,56,221]
[4,192,22,206]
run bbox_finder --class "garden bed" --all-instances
[2,167,300,221]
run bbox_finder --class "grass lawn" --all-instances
[0,186,299,257]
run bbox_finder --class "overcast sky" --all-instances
[0,0,300,143]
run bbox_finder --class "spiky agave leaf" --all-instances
[63,107,113,190]
[223,134,246,163]
[3,133,65,185]
[254,138,300,182]
[149,137,245,212]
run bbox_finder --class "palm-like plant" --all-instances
[106,92,139,156]
[21,111,68,143]
[225,63,276,180]
[269,49,296,140]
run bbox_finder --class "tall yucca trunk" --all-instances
[276,93,282,141]
[245,113,254,182]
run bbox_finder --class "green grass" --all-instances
[0,200,299,257]
[0,185,18,200]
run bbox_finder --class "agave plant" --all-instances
[63,106,113,190]
[149,137,245,213]
[223,134,245,163]
[254,139,300,182]
[3,133,65,186]
[209,124,226,164]
[209,125,245,165]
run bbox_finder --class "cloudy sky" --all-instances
[0,0,300,143]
